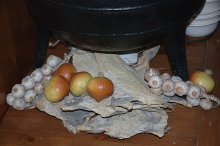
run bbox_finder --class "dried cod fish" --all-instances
[78,108,168,139]
[28,50,167,139]
[94,53,162,105]
[72,50,162,106]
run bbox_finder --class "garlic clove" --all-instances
[21,75,35,90]
[174,81,189,96]
[200,99,213,110]
[186,81,193,86]
[34,82,44,94]
[186,96,200,106]
[187,85,201,99]
[171,76,182,82]
[144,68,160,81]
[12,98,26,110]
[148,75,163,88]
[161,73,171,81]
[12,84,25,98]
[46,55,62,68]
[31,69,43,82]
[6,93,15,106]
[162,79,175,92]
[24,89,37,103]
[41,64,52,76]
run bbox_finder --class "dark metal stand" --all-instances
[32,23,189,82]
[163,27,189,81]
[33,23,50,69]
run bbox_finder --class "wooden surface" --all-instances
[0,12,220,146]
[0,0,36,120]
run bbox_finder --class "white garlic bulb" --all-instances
[187,85,201,99]
[6,93,15,106]
[12,84,25,98]
[144,68,160,81]
[174,81,189,96]
[12,98,26,110]
[200,99,213,110]
[34,83,44,94]
[31,69,43,82]
[47,55,62,68]
[162,79,175,92]
[161,73,171,81]
[148,75,163,88]
[186,96,200,106]
[171,76,182,82]
[21,75,35,90]
[24,89,37,103]
[41,64,52,76]
[186,81,193,86]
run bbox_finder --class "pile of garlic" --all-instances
[144,68,220,110]
[6,55,63,110]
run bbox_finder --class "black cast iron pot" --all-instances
[26,0,205,80]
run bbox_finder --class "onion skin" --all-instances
[44,75,69,103]
[69,72,92,96]
[53,63,76,81]
[86,77,114,102]
[190,71,215,93]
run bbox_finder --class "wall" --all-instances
[0,0,36,120]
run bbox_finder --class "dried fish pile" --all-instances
[35,94,168,139]
[34,48,167,139]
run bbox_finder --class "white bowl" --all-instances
[119,45,160,64]
[196,9,220,19]
[186,21,219,37]
[190,15,220,25]
[206,0,220,2]
[200,1,220,14]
